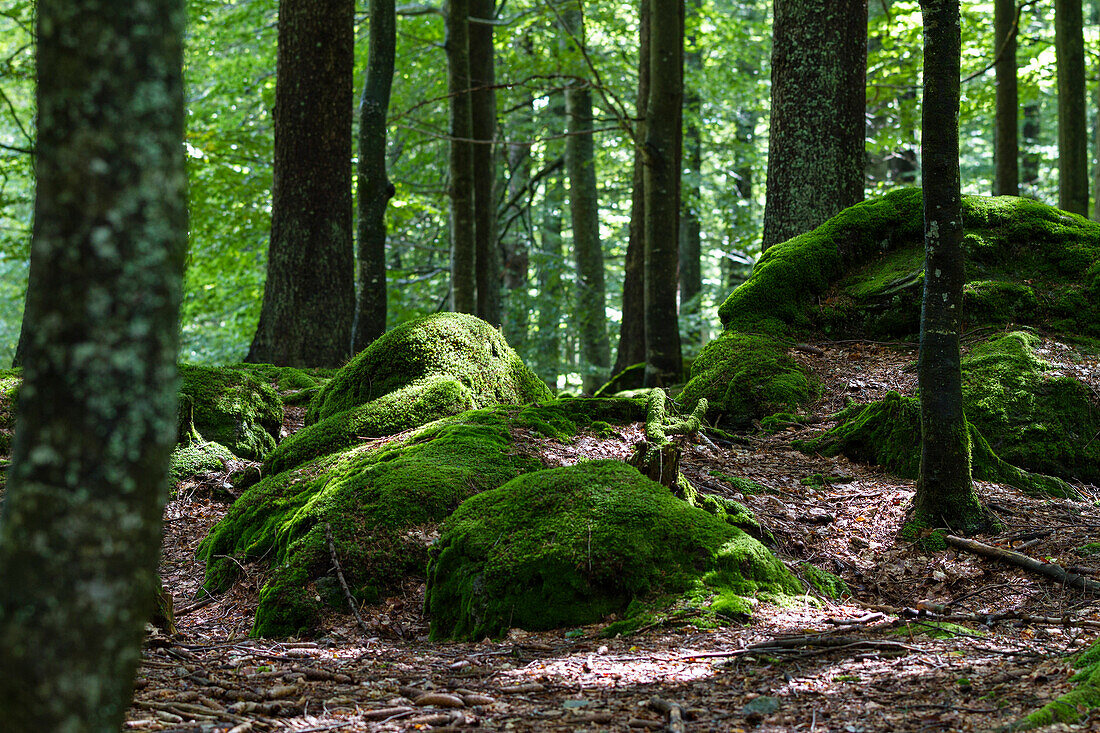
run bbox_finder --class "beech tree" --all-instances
[762,0,867,251]
[471,0,502,326]
[353,0,397,351]
[0,0,187,728]
[992,0,1018,196]
[446,0,477,313]
[1055,0,1088,216]
[247,0,355,367]
[911,0,988,533]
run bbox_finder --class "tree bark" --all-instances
[470,0,501,325]
[992,0,1018,196]
[1021,101,1041,193]
[502,92,533,351]
[0,0,187,728]
[562,4,610,393]
[353,0,396,352]
[679,0,703,351]
[247,0,355,367]
[446,0,477,313]
[613,0,650,376]
[537,91,567,389]
[1056,0,1088,215]
[762,0,867,251]
[643,0,684,387]
[912,0,986,533]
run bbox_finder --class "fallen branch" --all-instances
[648,696,686,733]
[324,523,374,638]
[945,534,1100,594]
[864,602,1100,630]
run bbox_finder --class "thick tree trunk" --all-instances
[562,5,610,394]
[679,0,703,351]
[537,92,567,389]
[614,0,649,376]
[643,0,684,387]
[470,0,501,325]
[762,0,867,251]
[446,0,477,313]
[992,0,1018,196]
[1056,0,1088,215]
[353,0,396,352]
[912,0,986,533]
[0,0,187,728]
[247,0,355,367]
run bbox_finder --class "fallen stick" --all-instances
[945,534,1100,594]
[648,696,686,733]
[324,522,374,638]
[864,602,1100,630]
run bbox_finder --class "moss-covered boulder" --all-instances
[169,438,237,484]
[794,391,1074,497]
[307,313,552,423]
[680,333,816,427]
[425,460,801,641]
[199,399,646,638]
[179,365,283,461]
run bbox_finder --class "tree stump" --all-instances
[629,440,681,489]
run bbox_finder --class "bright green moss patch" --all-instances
[169,438,236,484]
[307,313,552,424]
[961,332,1100,484]
[798,563,849,599]
[1015,638,1100,729]
[708,472,770,495]
[680,332,816,426]
[425,460,800,641]
[179,365,283,460]
[795,391,1075,497]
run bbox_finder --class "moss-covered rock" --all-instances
[307,313,552,424]
[179,365,283,460]
[961,332,1100,483]
[169,438,236,484]
[425,460,801,641]
[795,391,1075,497]
[680,332,816,424]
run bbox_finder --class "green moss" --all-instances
[252,562,321,638]
[1015,637,1100,729]
[679,483,770,544]
[796,391,1075,497]
[708,472,770,495]
[179,364,284,460]
[425,460,800,641]
[680,332,817,426]
[798,563,849,599]
[169,439,236,484]
[593,363,645,398]
[307,313,552,424]
[228,363,334,392]
[509,397,647,440]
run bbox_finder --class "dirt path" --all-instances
[128,337,1100,732]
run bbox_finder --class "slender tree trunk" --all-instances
[470,0,501,325]
[537,91,567,389]
[353,0,396,351]
[247,0,355,367]
[562,4,610,393]
[679,0,703,351]
[1021,101,1041,194]
[1093,1,1100,220]
[1056,0,1088,215]
[502,92,533,350]
[762,0,867,251]
[912,0,986,533]
[0,0,187,728]
[613,0,649,376]
[993,0,1018,196]
[446,0,476,313]
[643,0,684,387]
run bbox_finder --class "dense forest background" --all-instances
[0,0,1090,380]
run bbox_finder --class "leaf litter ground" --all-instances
[128,335,1100,732]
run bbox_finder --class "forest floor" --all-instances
[128,334,1100,732]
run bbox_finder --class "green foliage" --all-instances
[425,460,800,640]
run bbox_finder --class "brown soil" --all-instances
[128,334,1100,732]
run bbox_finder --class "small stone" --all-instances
[741,695,780,721]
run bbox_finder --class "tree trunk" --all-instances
[912,0,986,533]
[679,0,703,351]
[1056,0,1088,215]
[992,0,1018,196]
[643,0,684,387]
[470,0,501,325]
[562,4,610,394]
[613,0,650,377]
[353,0,396,352]
[762,0,867,251]
[0,0,187,728]
[247,0,355,367]
[446,0,477,313]
[502,93,533,351]
[1021,101,1041,193]
[1093,1,1100,220]
[537,91,567,390]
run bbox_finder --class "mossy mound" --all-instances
[1015,638,1100,728]
[179,365,283,460]
[425,460,801,641]
[716,188,1100,340]
[199,399,646,638]
[169,438,236,484]
[307,313,553,424]
[795,391,1074,497]
[680,332,816,426]
[228,363,335,406]
[961,332,1100,483]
